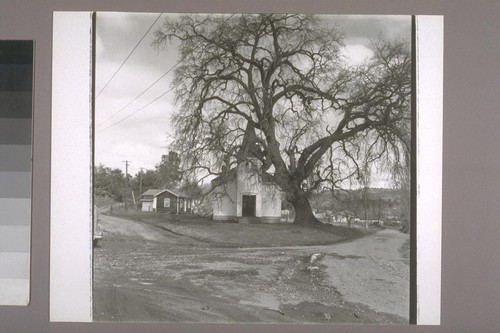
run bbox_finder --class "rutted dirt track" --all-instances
[93,214,409,323]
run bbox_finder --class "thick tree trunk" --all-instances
[289,190,322,226]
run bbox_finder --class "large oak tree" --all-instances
[154,14,411,225]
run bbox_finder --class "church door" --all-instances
[242,195,256,216]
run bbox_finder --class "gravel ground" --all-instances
[93,213,409,324]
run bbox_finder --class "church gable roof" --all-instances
[211,167,237,183]
[212,122,276,185]
[211,167,275,184]
[236,123,265,161]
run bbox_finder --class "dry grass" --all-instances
[110,212,368,248]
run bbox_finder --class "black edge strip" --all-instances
[409,14,418,325]
[91,11,97,313]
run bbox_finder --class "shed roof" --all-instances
[153,188,191,198]
[140,189,161,197]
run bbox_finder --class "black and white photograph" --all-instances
[91,12,413,324]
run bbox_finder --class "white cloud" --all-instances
[341,44,374,66]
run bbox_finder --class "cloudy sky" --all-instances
[94,13,410,178]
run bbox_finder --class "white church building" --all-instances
[211,125,282,223]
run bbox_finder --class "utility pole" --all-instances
[123,160,130,211]
[139,167,144,199]
[364,185,368,229]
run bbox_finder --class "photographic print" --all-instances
[92,12,411,323]
[51,12,442,324]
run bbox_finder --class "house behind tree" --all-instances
[153,189,192,214]
[139,189,161,212]
[139,188,193,213]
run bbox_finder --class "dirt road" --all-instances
[93,214,409,323]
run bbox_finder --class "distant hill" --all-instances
[309,187,409,221]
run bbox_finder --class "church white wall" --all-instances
[236,161,262,217]
[261,183,282,222]
[213,160,283,222]
[212,181,237,220]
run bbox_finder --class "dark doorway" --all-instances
[242,195,256,216]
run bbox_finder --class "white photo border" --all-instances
[50,12,443,324]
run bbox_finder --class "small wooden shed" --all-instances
[153,189,192,214]
[139,189,161,212]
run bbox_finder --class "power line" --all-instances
[97,85,175,132]
[96,63,178,128]
[97,13,236,132]
[96,13,163,98]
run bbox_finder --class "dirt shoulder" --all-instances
[321,229,410,318]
